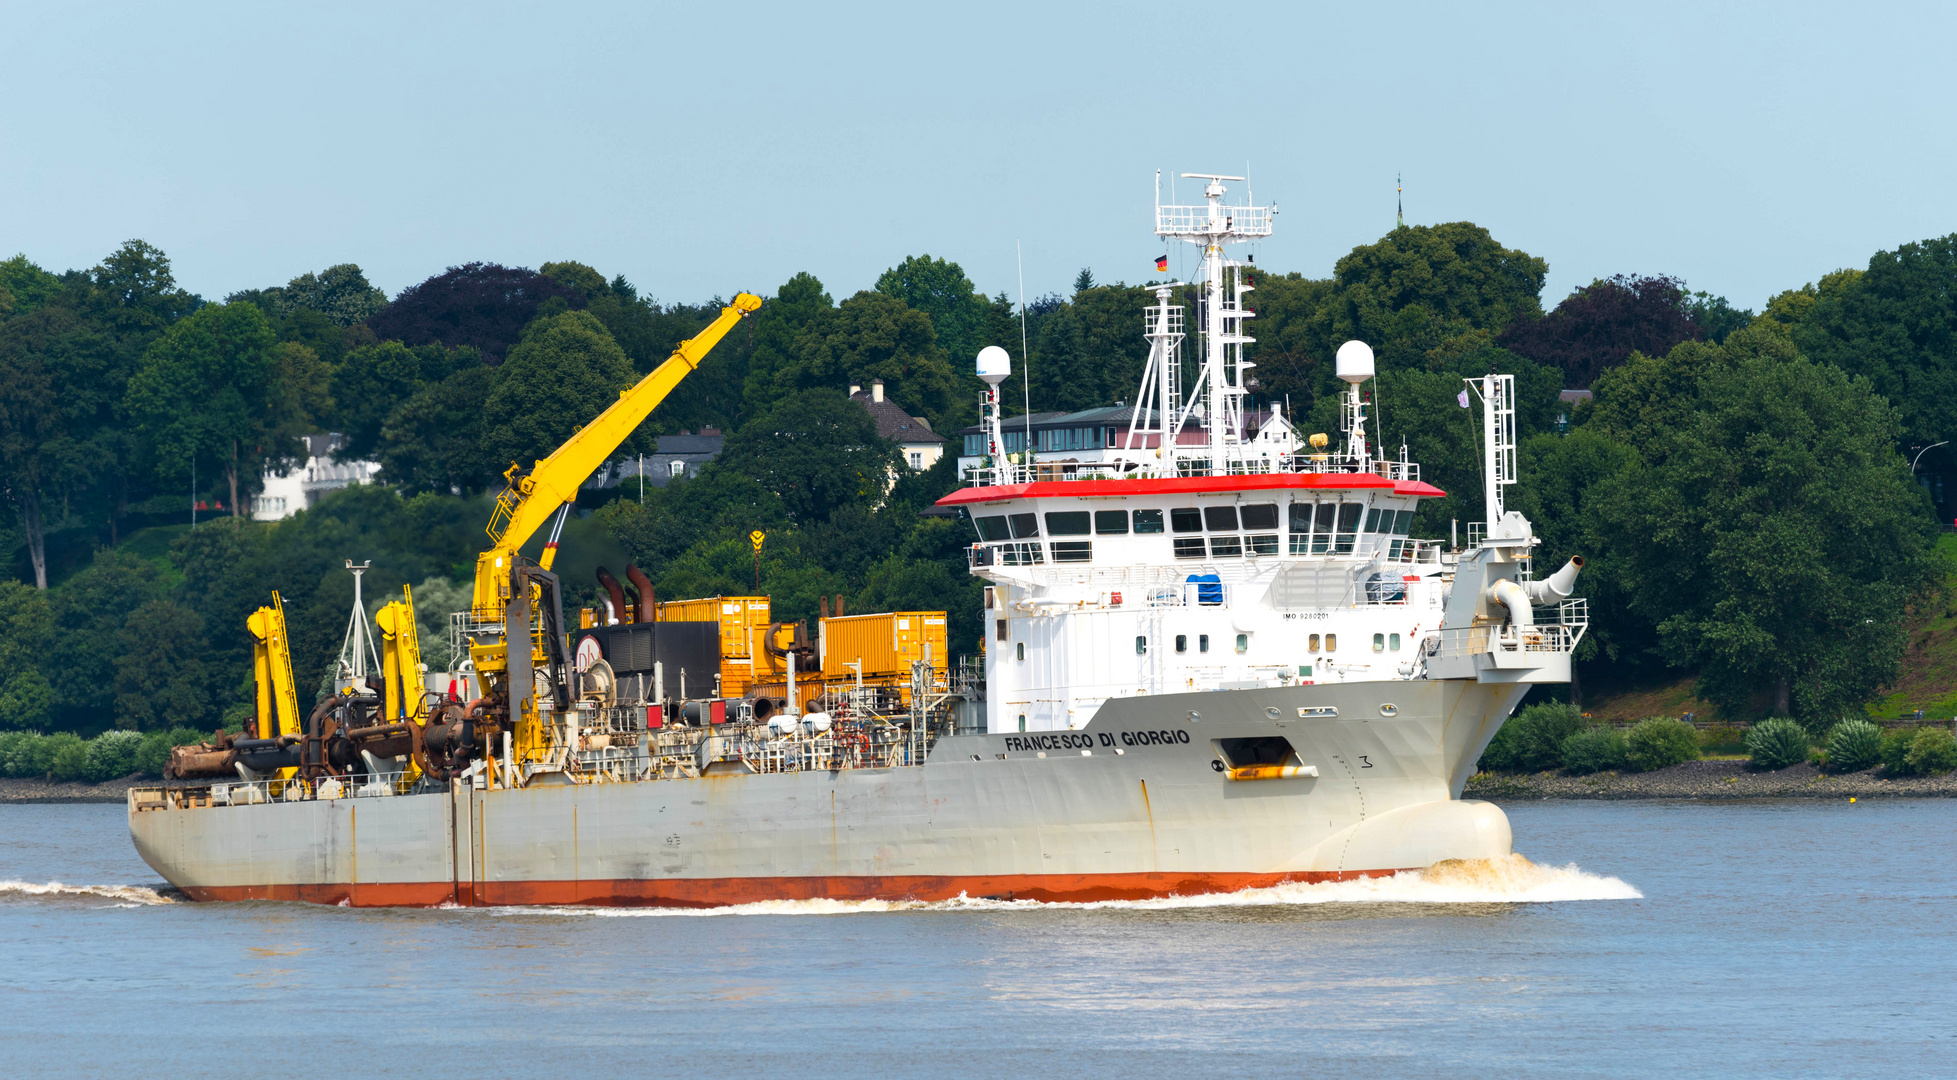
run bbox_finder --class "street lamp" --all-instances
[1911,441,1948,472]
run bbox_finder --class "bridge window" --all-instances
[1203,506,1238,531]
[1051,541,1092,563]
[1095,510,1129,534]
[1394,510,1416,535]
[1045,511,1090,535]
[1008,513,1040,538]
[1133,509,1165,534]
[1241,503,1279,530]
[1173,537,1206,559]
[1209,535,1242,558]
[1171,508,1203,533]
[976,515,1010,541]
[1248,534,1278,556]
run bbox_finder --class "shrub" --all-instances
[1904,728,1957,777]
[1826,719,1884,773]
[1484,703,1588,773]
[134,728,207,778]
[1880,727,1920,775]
[1745,717,1811,771]
[0,732,27,777]
[46,733,90,781]
[84,730,143,783]
[1561,727,1628,775]
[3,732,55,778]
[1625,717,1700,772]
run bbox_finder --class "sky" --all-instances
[4,0,1953,325]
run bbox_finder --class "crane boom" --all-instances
[472,292,762,616]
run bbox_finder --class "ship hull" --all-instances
[130,679,1526,907]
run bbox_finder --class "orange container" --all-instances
[819,612,948,680]
[654,596,772,697]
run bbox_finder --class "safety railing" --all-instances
[130,770,418,811]
[1433,598,1588,659]
[1155,203,1274,237]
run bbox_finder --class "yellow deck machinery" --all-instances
[430,293,763,783]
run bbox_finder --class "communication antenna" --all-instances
[1017,239,1033,475]
[1397,173,1404,229]
[337,560,381,694]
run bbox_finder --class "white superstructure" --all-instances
[950,171,1586,735]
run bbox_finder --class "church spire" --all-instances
[1396,173,1404,229]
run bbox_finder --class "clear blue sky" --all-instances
[4,1,1951,325]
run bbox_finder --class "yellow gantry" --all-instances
[246,593,301,779]
[374,584,425,723]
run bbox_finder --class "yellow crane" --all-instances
[246,593,302,780]
[464,293,763,777]
[374,584,425,722]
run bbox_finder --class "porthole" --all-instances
[1380,703,1399,717]
[1265,706,1281,719]
[1016,642,1025,661]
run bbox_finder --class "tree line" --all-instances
[3,224,1956,736]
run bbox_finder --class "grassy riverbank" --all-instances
[1467,758,1957,800]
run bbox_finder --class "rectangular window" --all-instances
[1016,642,1025,660]
[1044,511,1091,535]
[1175,634,1187,653]
[1133,509,1165,534]
[976,515,1011,542]
[1199,634,1210,653]
[1235,633,1248,654]
[1373,633,1385,652]
[1394,509,1417,535]
[1289,502,1314,532]
[996,618,1008,641]
[1051,541,1092,562]
[1104,427,1117,447]
[1316,503,1339,531]
[1365,508,1384,533]
[1008,513,1040,538]
[669,460,687,478]
[1135,636,1147,655]
[1173,537,1207,559]
[1095,510,1129,534]
[1336,504,1363,532]
[1241,503,1279,530]
[1170,508,1204,533]
[1209,535,1243,558]
[964,434,985,456]
[1390,633,1402,651]
[1325,633,1337,652]
[1308,633,1320,652]
[1248,534,1279,556]
[909,452,923,468]
[1203,505,1239,531]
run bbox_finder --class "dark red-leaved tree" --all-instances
[366,263,582,363]
[1499,274,1704,388]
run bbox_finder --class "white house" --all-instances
[253,433,382,520]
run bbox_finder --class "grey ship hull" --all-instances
[129,679,1524,906]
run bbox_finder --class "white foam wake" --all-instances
[0,880,178,906]
[493,854,1639,919]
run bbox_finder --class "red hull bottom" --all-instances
[179,868,1411,908]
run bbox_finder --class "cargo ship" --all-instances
[128,171,1584,906]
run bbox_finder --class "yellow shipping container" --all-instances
[819,612,948,681]
[654,596,772,698]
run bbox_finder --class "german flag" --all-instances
[1155,254,1168,272]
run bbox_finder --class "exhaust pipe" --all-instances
[595,567,628,626]
[626,565,656,623]
[1523,556,1584,605]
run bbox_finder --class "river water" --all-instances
[2,799,1950,1077]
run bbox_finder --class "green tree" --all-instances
[46,550,162,723]
[741,273,835,411]
[479,310,650,479]
[875,255,991,371]
[113,600,216,731]
[235,264,387,327]
[331,340,476,460]
[1312,223,1548,371]
[125,301,311,518]
[774,291,959,432]
[1786,236,1957,449]
[0,580,54,729]
[0,255,62,319]
[378,366,502,494]
[1607,347,1941,719]
[713,389,900,525]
